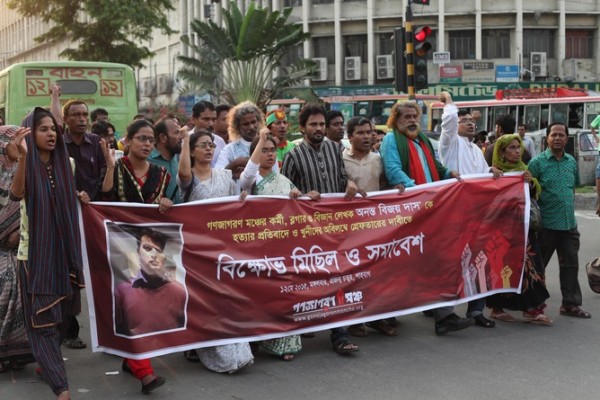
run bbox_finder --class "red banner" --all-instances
[80,175,528,359]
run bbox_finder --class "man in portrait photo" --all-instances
[114,227,187,337]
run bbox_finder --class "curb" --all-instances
[575,193,597,211]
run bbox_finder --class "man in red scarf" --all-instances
[380,101,472,335]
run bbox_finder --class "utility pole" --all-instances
[404,1,416,100]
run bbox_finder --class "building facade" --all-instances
[1,0,599,106]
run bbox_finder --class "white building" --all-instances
[1,0,599,106]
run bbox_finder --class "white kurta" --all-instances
[439,104,490,174]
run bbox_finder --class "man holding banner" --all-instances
[380,100,473,335]
[281,104,364,354]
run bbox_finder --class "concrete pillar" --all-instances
[334,0,342,86]
[475,0,482,60]
[558,0,566,78]
[367,0,374,84]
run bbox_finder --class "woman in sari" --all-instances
[177,128,254,372]
[9,108,89,399]
[101,119,172,394]
[0,125,35,373]
[239,129,319,361]
[487,134,552,325]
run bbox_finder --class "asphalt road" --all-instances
[2,210,600,400]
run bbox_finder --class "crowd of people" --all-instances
[0,87,597,399]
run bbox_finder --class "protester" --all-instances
[238,128,319,361]
[91,120,118,149]
[485,134,552,325]
[528,122,591,319]
[325,110,346,151]
[484,114,531,165]
[150,117,183,203]
[517,124,537,158]
[177,127,253,372]
[372,128,386,153]
[438,91,503,328]
[100,119,172,394]
[90,108,109,123]
[380,101,472,335]
[9,108,89,400]
[0,125,35,373]
[214,104,232,144]
[265,109,295,169]
[281,104,363,355]
[190,101,226,167]
[342,116,400,337]
[215,101,267,179]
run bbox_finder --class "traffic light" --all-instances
[393,28,407,93]
[412,26,432,90]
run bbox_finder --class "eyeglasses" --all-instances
[133,135,156,144]
[196,142,217,149]
[458,119,476,125]
[261,148,276,154]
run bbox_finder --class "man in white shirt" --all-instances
[517,124,537,159]
[439,91,502,329]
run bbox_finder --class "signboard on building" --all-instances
[433,52,451,64]
[462,61,495,83]
[439,65,462,83]
[495,65,520,82]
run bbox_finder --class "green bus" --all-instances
[0,61,138,134]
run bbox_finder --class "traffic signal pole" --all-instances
[404,2,416,100]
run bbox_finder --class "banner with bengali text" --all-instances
[80,175,528,359]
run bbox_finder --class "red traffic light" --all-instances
[414,26,432,42]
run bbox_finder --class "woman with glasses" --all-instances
[100,119,172,394]
[177,128,254,373]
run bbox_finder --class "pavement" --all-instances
[2,211,600,400]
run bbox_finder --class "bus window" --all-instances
[56,80,97,94]
[580,131,596,152]
[568,104,584,128]
[355,101,370,117]
[540,104,549,129]
[551,104,569,126]
[524,105,540,131]
[492,106,509,128]
[585,102,600,128]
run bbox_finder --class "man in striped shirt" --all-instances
[281,104,364,355]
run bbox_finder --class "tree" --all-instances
[177,1,316,108]
[7,0,176,68]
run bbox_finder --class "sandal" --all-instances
[489,309,516,322]
[281,353,295,361]
[332,340,359,355]
[348,324,369,337]
[183,350,200,362]
[366,320,398,336]
[472,314,495,328]
[62,337,87,349]
[560,305,591,319]
[523,311,553,326]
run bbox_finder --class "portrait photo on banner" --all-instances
[105,222,188,338]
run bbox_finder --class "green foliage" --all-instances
[178,0,316,108]
[7,0,176,68]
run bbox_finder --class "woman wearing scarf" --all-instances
[487,134,552,325]
[9,108,89,399]
[101,119,172,394]
[0,125,35,373]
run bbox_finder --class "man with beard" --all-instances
[150,117,184,203]
[438,91,502,329]
[216,101,276,179]
[265,109,295,169]
[191,101,226,167]
[325,110,347,151]
[380,101,472,335]
[281,104,364,355]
